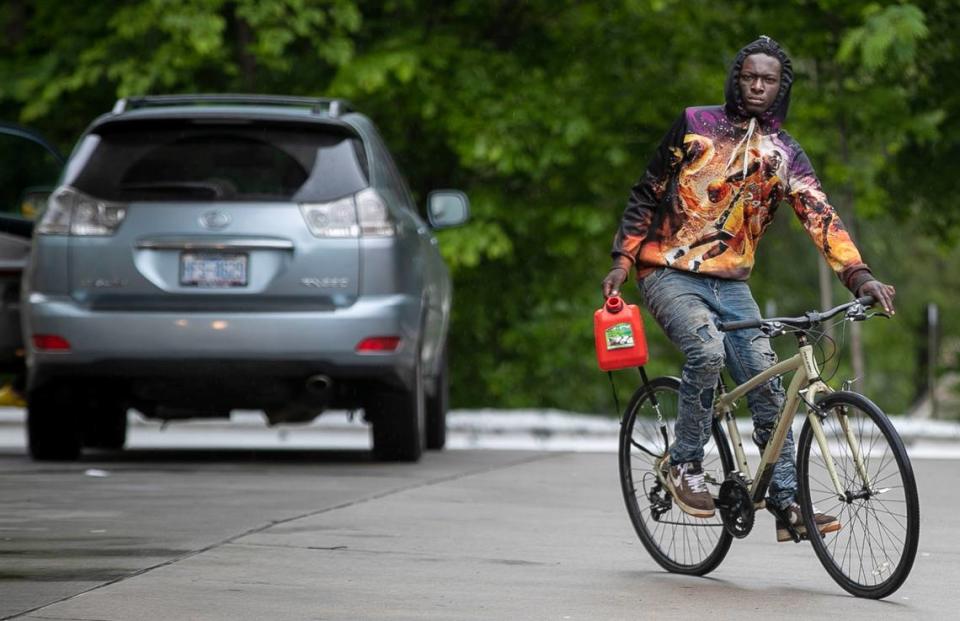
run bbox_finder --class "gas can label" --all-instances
[605,323,635,350]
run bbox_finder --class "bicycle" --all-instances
[617,295,920,599]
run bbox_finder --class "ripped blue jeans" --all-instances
[640,267,796,509]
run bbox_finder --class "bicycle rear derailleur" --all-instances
[647,478,673,521]
[715,474,754,538]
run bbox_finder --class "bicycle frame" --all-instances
[714,340,868,505]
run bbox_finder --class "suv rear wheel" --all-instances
[425,346,448,450]
[27,386,82,461]
[82,404,128,450]
[370,354,425,462]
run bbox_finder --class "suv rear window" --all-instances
[69,119,368,203]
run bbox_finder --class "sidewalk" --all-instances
[5,451,953,620]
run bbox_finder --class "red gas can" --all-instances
[594,296,648,371]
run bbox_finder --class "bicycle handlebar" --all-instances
[716,317,763,332]
[717,295,877,333]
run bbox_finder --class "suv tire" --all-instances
[425,346,448,450]
[27,387,82,461]
[82,404,128,450]
[370,355,425,462]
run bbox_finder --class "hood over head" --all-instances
[724,36,793,129]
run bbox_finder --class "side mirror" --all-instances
[426,190,470,229]
[0,187,52,238]
[19,187,53,220]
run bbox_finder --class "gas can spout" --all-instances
[605,295,624,313]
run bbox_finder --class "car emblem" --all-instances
[199,210,231,230]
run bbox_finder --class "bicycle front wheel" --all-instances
[798,391,920,599]
[618,375,734,575]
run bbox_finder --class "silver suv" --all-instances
[10,94,469,462]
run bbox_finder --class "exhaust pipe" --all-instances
[305,374,332,395]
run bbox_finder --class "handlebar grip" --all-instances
[717,318,761,332]
[857,295,877,307]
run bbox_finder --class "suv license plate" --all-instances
[180,253,248,288]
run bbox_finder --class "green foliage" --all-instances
[1,0,957,415]
[838,4,927,72]
[0,0,361,129]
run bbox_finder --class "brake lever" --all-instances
[751,321,784,342]
[845,303,868,322]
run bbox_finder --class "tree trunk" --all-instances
[837,118,865,391]
[818,260,834,341]
[227,4,257,90]
[4,0,26,46]
[850,321,864,391]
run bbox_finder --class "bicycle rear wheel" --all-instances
[618,375,734,575]
[798,391,920,599]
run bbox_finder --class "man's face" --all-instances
[739,53,781,116]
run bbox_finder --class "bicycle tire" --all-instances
[797,391,920,599]
[618,376,735,575]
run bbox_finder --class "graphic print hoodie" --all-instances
[612,38,874,293]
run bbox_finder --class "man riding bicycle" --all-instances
[601,37,896,541]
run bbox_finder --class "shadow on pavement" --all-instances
[88,448,377,463]
[0,447,384,466]
[617,569,909,607]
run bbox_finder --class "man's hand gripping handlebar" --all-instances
[717,296,882,336]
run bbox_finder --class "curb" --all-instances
[3,407,960,442]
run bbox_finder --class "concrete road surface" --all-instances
[1,438,957,618]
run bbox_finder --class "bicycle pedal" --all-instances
[766,500,804,543]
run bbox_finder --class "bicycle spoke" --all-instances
[866,503,907,520]
[869,446,894,485]
[693,522,706,559]
[871,511,906,548]
[870,469,904,488]
[854,504,900,585]
[866,506,894,580]
[868,495,909,531]
[858,509,900,576]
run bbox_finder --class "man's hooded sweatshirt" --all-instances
[612,37,874,293]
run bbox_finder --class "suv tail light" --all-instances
[356,336,401,353]
[355,189,395,236]
[300,188,395,238]
[32,334,71,351]
[38,187,127,236]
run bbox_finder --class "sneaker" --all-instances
[776,502,841,542]
[665,461,716,518]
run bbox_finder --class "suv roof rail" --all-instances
[112,94,354,117]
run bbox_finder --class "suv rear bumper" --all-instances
[24,293,422,393]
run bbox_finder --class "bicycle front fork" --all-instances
[807,406,872,499]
